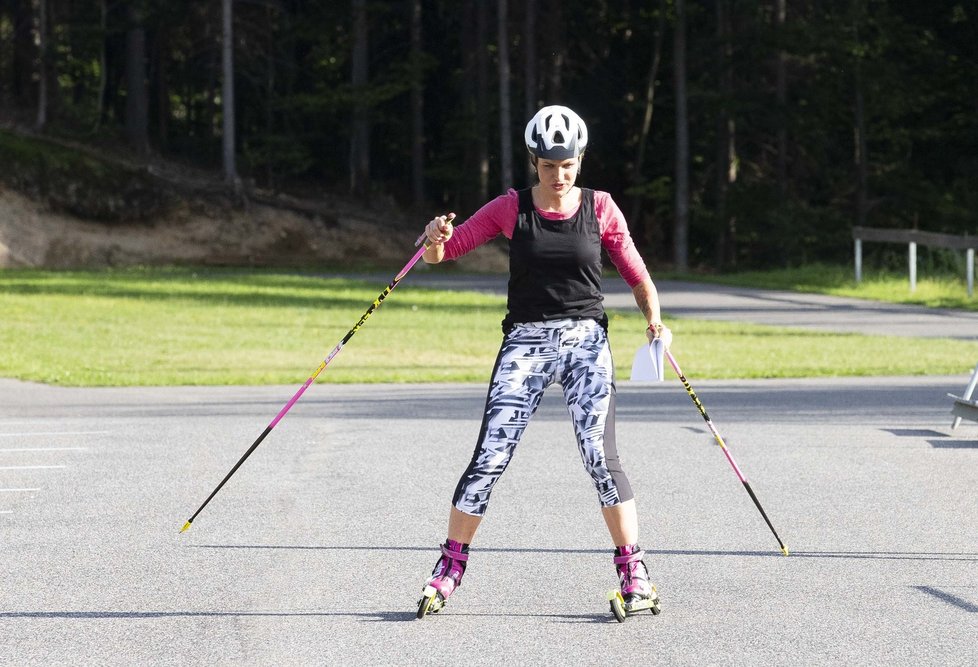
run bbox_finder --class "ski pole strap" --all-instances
[613,550,645,565]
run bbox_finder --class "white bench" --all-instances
[949,363,978,429]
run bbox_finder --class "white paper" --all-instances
[630,339,665,382]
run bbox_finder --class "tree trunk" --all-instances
[497,0,513,191]
[35,0,48,130]
[715,0,737,268]
[628,2,665,232]
[853,3,868,229]
[155,21,170,151]
[92,0,107,132]
[854,62,867,228]
[349,0,370,198]
[221,0,238,188]
[410,0,425,206]
[11,0,34,104]
[523,0,537,184]
[264,2,277,188]
[546,0,565,99]
[476,0,489,202]
[203,19,217,152]
[125,3,149,154]
[776,0,787,200]
[673,0,690,271]
[281,5,296,137]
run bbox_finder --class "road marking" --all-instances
[0,431,109,438]
[0,421,67,426]
[0,447,89,453]
[0,510,12,514]
[0,466,66,470]
[0,488,42,492]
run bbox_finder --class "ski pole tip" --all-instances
[780,546,790,556]
[179,520,192,534]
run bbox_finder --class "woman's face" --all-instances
[535,156,581,196]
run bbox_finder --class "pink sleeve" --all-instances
[595,191,651,288]
[442,190,518,261]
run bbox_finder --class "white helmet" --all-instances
[524,105,588,159]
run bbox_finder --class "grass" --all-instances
[1,267,976,386]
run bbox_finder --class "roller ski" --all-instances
[606,544,661,622]
[416,540,469,619]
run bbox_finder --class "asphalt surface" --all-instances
[2,275,976,665]
[1,375,976,665]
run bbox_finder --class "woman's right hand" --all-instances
[425,213,456,245]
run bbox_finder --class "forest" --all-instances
[0,0,975,270]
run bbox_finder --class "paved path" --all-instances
[400,271,978,340]
[1,378,976,665]
[654,280,978,340]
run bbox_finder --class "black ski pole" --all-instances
[665,350,789,556]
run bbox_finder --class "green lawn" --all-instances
[1,267,976,386]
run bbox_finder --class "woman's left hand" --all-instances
[646,322,672,350]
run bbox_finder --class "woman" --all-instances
[416,105,672,619]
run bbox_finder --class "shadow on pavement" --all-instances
[927,439,978,449]
[912,586,978,613]
[188,544,978,562]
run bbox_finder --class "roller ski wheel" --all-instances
[606,587,661,622]
[416,585,445,619]
[608,590,627,623]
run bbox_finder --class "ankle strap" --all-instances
[613,549,645,565]
[441,544,469,561]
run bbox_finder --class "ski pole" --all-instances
[665,350,790,556]
[179,216,453,533]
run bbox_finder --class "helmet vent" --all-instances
[524,105,588,159]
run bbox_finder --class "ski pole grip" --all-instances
[415,213,457,247]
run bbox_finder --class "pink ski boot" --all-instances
[607,543,661,622]
[416,540,469,618]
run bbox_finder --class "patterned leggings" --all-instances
[452,318,634,516]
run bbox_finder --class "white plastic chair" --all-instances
[949,362,978,429]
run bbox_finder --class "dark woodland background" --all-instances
[1,0,975,270]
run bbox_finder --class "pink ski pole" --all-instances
[665,350,789,556]
[180,216,452,533]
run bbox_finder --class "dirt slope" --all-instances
[0,185,507,271]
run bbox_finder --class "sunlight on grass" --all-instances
[2,268,976,386]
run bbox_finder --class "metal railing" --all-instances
[852,226,976,297]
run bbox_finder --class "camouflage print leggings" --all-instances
[452,318,634,516]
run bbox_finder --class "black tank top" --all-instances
[502,187,606,331]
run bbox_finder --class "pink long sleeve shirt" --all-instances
[441,189,651,288]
